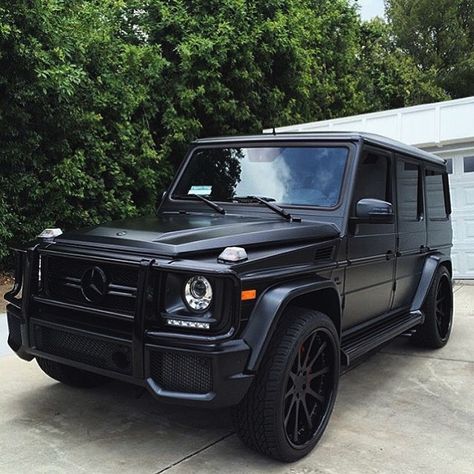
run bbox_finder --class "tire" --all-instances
[233,307,340,462]
[36,357,108,388]
[411,265,453,349]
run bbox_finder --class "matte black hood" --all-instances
[55,213,340,257]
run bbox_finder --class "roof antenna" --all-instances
[272,126,276,135]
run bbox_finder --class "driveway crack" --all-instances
[155,431,235,473]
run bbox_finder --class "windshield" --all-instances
[173,146,349,208]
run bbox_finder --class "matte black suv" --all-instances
[5,132,453,462]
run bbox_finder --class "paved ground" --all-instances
[0,284,473,474]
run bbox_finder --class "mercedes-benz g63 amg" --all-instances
[5,132,453,461]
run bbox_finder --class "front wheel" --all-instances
[233,308,340,462]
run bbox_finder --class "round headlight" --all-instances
[184,276,213,312]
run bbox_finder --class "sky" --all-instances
[356,0,386,20]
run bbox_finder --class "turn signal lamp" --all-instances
[241,289,257,301]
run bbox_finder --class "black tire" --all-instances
[411,266,453,349]
[233,307,340,462]
[36,357,108,388]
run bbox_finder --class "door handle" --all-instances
[385,250,396,260]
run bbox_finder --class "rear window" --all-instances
[425,169,448,219]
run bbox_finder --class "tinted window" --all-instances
[425,169,447,219]
[353,152,391,206]
[463,156,474,173]
[173,146,348,207]
[397,159,420,221]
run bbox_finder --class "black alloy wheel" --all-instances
[284,329,334,447]
[434,274,452,340]
[234,308,340,462]
[412,265,453,349]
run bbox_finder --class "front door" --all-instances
[344,147,396,330]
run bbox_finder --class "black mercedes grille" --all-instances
[150,351,212,394]
[33,324,132,374]
[7,314,22,348]
[45,256,138,312]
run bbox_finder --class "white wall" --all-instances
[269,96,474,149]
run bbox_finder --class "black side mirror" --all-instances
[355,198,394,224]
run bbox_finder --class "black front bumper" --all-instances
[6,303,253,409]
[5,246,254,408]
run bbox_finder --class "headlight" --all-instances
[184,276,213,312]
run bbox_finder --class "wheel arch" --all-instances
[241,278,342,372]
[411,252,452,312]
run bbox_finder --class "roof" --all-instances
[265,96,474,149]
[193,131,445,165]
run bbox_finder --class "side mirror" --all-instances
[356,198,394,224]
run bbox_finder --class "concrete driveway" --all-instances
[0,285,473,474]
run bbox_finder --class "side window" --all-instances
[425,169,448,219]
[396,159,421,222]
[353,151,392,211]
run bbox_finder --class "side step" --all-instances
[341,311,424,367]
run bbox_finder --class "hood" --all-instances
[55,213,340,257]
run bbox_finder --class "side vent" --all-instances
[314,246,334,262]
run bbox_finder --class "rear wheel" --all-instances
[234,307,340,462]
[36,357,108,388]
[412,266,453,348]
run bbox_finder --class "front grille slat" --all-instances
[44,256,139,313]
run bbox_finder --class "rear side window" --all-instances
[397,159,421,221]
[425,169,448,219]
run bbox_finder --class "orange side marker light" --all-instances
[241,289,257,301]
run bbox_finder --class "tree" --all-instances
[386,0,474,98]
[138,0,367,167]
[0,0,454,269]
[356,18,448,112]
[0,0,171,264]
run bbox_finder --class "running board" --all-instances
[341,310,424,367]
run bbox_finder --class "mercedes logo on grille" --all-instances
[81,266,108,303]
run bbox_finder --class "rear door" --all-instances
[392,155,426,310]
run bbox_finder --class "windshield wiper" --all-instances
[233,195,301,222]
[233,195,276,203]
[175,194,225,215]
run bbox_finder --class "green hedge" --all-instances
[0,1,447,269]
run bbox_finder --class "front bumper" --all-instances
[6,304,253,408]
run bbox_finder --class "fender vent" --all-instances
[314,246,334,262]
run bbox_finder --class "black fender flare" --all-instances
[410,252,452,313]
[241,277,341,372]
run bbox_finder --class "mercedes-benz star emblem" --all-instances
[81,266,108,303]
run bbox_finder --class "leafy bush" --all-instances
[0,0,448,269]
[0,1,172,267]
